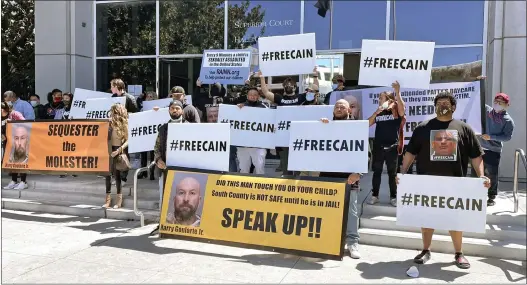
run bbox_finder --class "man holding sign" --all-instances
[398,91,491,269]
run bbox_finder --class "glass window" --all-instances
[304,0,330,50]
[431,47,483,82]
[96,58,156,93]
[96,1,156,57]
[332,1,386,49]
[391,1,484,45]
[160,1,225,55]
[227,1,301,49]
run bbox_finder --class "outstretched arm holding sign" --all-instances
[258,71,275,102]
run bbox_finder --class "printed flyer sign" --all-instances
[200,50,252,85]
[159,169,348,260]
[359,81,483,137]
[2,120,110,174]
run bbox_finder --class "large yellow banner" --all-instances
[159,169,348,260]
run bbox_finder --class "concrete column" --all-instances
[35,0,94,104]
[486,0,526,179]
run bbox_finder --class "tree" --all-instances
[97,0,265,91]
[1,0,35,99]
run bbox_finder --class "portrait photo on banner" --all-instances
[165,171,209,227]
[331,90,363,120]
[8,122,32,165]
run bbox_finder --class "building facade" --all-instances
[35,0,525,179]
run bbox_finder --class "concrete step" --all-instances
[362,203,527,227]
[358,228,527,261]
[3,189,159,210]
[1,198,160,223]
[360,214,527,241]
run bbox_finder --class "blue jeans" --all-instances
[471,150,500,199]
[345,184,360,245]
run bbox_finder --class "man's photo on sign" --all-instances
[9,123,31,164]
[334,90,363,120]
[430,130,458,161]
[166,172,208,227]
[206,106,219,123]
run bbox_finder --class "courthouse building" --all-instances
[34,0,525,179]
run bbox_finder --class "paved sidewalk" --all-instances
[2,210,525,283]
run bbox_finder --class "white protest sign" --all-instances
[217,104,276,149]
[185,95,192,106]
[166,123,231,172]
[70,88,112,119]
[84,97,126,120]
[396,174,487,233]
[288,120,370,173]
[142,98,173,111]
[360,81,482,138]
[258,33,316,76]
[359,40,435,89]
[275,105,334,147]
[128,108,171,153]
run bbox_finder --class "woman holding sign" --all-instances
[103,104,130,209]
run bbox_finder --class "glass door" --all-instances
[158,57,203,98]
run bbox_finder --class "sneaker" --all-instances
[14,182,28,190]
[454,252,470,269]
[414,250,431,264]
[390,198,397,207]
[367,196,380,205]
[487,199,496,206]
[149,225,160,236]
[349,243,361,259]
[3,181,18,190]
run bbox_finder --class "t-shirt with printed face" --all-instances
[273,93,306,106]
[406,118,483,177]
[374,109,402,147]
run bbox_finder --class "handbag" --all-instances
[115,149,131,171]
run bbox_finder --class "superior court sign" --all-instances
[159,168,348,260]
[2,120,110,174]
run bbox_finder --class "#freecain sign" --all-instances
[159,168,348,260]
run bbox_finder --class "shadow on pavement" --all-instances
[89,234,324,270]
[355,260,468,282]
[478,258,527,282]
[2,211,139,234]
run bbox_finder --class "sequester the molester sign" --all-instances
[2,120,110,174]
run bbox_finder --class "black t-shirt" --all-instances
[406,118,483,177]
[374,109,402,147]
[273,93,306,106]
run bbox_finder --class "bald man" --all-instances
[318,99,364,259]
[167,177,202,226]
[10,125,30,163]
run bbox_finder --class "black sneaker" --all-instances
[455,252,470,269]
[487,199,496,206]
[414,250,431,264]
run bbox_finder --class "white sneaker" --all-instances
[390,198,397,207]
[3,181,18,190]
[14,182,28,190]
[349,243,361,259]
[367,196,380,205]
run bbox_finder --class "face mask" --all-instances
[6,102,13,107]
[306,92,315,101]
[381,101,389,110]
[30,101,38,107]
[493,103,506,112]
[332,84,338,90]
[63,100,70,106]
[436,105,453,116]
[53,97,62,103]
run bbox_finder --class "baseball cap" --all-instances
[495,93,510,104]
